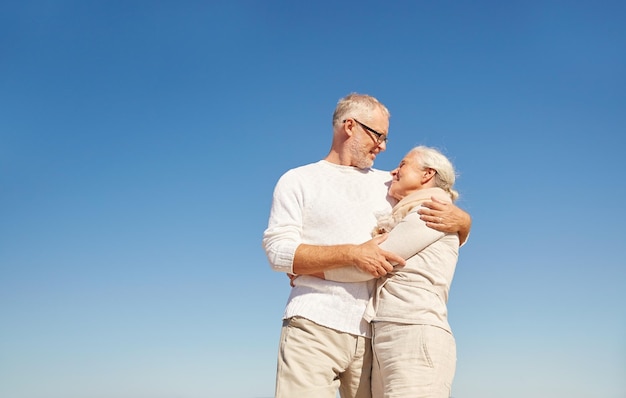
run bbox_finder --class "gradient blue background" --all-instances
[1,1,625,397]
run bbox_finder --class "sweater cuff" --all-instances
[267,241,298,273]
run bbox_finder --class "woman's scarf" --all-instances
[372,187,451,236]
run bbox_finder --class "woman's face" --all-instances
[388,154,425,200]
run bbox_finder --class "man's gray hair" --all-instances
[332,93,390,128]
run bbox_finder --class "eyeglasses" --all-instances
[344,118,388,144]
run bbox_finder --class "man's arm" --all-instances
[418,197,472,245]
[324,202,453,283]
[263,169,405,280]
[293,234,404,277]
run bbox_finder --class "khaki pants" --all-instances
[371,323,456,398]
[275,316,372,398]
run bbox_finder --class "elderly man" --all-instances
[263,93,471,398]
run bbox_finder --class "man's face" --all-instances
[348,108,389,169]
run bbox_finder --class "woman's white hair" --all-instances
[408,145,459,201]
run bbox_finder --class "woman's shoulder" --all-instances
[420,187,453,203]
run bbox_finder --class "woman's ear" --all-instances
[422,168,436,184]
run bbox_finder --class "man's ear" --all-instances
[342,119,354,137]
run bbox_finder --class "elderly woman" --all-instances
[324,145,461,398]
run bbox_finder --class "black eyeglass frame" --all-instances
[343,118,388,144]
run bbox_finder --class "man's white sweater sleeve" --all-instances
[262,173,303,273]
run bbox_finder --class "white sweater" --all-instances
[325,187,459,333]
[262,160,393,337]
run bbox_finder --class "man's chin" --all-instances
[355,160,374,169]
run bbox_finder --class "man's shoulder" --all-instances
[290,160,324,171]
[279,161,390,183]
[274,161,324,187]
[280,160,323,177]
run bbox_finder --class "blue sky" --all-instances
[1,1,625,397]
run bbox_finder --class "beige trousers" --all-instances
[275,316,372,398]
[371,322,456,398]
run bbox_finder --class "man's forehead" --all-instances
[370,111,390,130]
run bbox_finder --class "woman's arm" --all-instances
[377,210,447,258]
[418,197,472,245]
[324,207,448,282]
